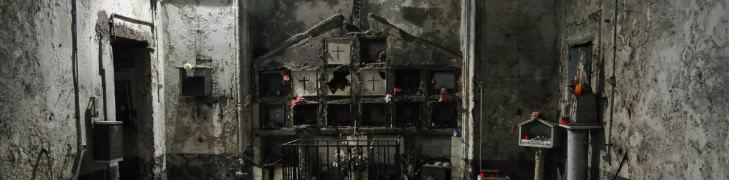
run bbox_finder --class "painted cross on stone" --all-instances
[326,40,351,65]
[299,76,310,91]
[331,46,345,61]
[368,75,380,91]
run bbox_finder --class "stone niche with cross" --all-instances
[251,14,464,132]
[292,70,318,97]
[358,70,387,96]
[325,39,352,65]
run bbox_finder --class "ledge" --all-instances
[559,124,602,130]
[255,127,453,136]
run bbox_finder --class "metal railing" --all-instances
[282,139,401,180]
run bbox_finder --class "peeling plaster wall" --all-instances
[473,0,560,179]
[557,0,729,179]
[0,0,164,179]
[249,0,460,57]
[367,0,461,52]
[161,0,240,179]
[0,1,75,179]
[248,0,351,57]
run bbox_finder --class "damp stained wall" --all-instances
[472,0,561,179]
[249,0,460,57]
[0,1,75,179]
[0,0,165,179]
[557,0,729,179]
[161,0,240,179]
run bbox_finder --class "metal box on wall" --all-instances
[517,119,556,148]
[93,121,123,162]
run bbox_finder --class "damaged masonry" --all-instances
[2,0,729,180]
[253,13,462,179]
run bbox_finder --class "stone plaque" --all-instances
[326,39,352,65]
[359,70,387,95]
[292,70,318,97]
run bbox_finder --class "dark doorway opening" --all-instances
[112,38,154,180]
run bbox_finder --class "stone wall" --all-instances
[472,0,561,179]
[557,0,729,179]
[0,1,75,179]
[161,0,241,179]
[249,0,460,57]
[0,0,164,179]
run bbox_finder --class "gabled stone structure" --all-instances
[251,13,462,179]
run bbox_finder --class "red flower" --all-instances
[530,112,540,119]
[438,88,450,102]
[291,96,304,108]
[392,87,402,95]
[559,117,570,125]
[281,72,290,82]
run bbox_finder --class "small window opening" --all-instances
[430,71,456,95]
[395,102,420,127]
[360,39,387,64]
[361,103,388,126]
[395,69,421,95]
[430,102,457,128]
[293,104,318,126]
[260,71,290,97]
[260,104,285,129]
[327,104,352,126]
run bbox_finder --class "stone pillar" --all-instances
[534,149,544,180]
[566,129,588,180]
[238,0,253,179]
[459,0,477,178]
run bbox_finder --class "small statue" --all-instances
[376,51,386,62]
[438,88,450,102]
